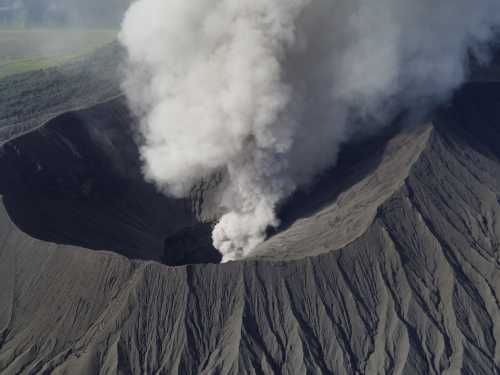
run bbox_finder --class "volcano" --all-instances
[0,47,499,374]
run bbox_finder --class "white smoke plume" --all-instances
[120,0,500,262]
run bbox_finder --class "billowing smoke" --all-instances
[120,0,500,262]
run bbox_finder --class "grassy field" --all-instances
[0,28,117,79]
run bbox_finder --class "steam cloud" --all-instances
[120,0,500,262]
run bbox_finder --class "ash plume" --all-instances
[120,0,500,262]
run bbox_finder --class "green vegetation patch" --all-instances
[0,28,117,78]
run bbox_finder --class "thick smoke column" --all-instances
[120,0,500,262]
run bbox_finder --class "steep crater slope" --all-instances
[0,97,222,264]
[256,123,432,261]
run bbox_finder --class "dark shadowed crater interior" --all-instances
[0,98,222,266]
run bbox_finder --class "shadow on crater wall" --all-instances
[0,98,222,265]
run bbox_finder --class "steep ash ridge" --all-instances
[0,81,499,374]
[254,123,432,261]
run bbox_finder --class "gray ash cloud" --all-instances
[120,0,500,261]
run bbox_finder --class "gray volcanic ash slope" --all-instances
[0,79,500,374]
